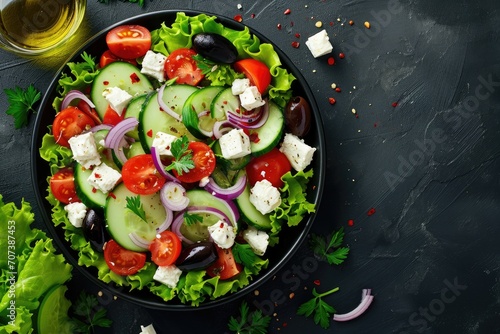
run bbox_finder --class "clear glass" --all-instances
[0,0,86,55]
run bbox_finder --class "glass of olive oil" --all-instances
[0,0,86,55]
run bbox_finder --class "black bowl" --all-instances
[31,10,326,310]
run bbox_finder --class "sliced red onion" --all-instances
[333,289,374,322]
[171,211,191,244]
[104,117,138,149]
[156,206,174,233]
[128,232,152,250]
[204,174,247,200]
[150,146,179,182]
[227,105,263,120]
[160,182,189,211]
[212,120,235,139]
[227,101,269,130]
[61,90,96,110]
[89,124,112,133]
[158,84,182,121]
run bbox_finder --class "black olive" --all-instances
[82,209,108,252]
[192,33,238,64]
[284,96,312,137]
[176,241,218,271]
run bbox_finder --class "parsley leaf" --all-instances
[192,54,244,86]
[4,84,41,129]
[232,242,259,272]
[166,136,195,175]
[183,212,203,226]
[126,195,147,222]
[71,291,113,333]
[228,301,271,334]
[310,227,350,265]
[297,287,339,329]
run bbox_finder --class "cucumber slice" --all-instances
[123,94,149,140]
[182,86,225,139]
[105,183,168,252]
[37,285,73,334]
[235,180,272,231]
[74,162,108,209]
[180,189,238,242]
[213,140,251,171]
[249,101,284,156]
[91,61,154,119]
[211,87,240,119]
[126,141,146,159]
[138,85,197,152]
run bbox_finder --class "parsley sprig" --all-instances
[126,195,147,222]
[4,84,41,129]
[71,291,112,333]
[228,301,271,334]
[310,227,350,265]
[183,211,203,226]
[166,136,195,175]
[297,287,339,329]
[232,242,259,273]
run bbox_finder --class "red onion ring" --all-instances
[212,120,235,139]
[89,124,112,133]
[150,146,179,182]
[333,289,374,322]
[61,90,96,110]
[158,84,182,121]
[160,181,189,211]
[204,174,247,200]
[103,117,138,165]
[227,101,269,130]
[128,232,152,250]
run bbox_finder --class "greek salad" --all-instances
[39,12,318,306]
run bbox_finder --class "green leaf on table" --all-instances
[310,227,350,265]
[4,84,41,129]
[228,301,271,334]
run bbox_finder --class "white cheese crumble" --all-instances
[249,179,281,215]
[87,162,122,194]
[279,133,316,171]
[153,265,182,289]
[102,86,133,115]
[218,128,251,159]
[151,131,178,156]
[305,29,333,58]
[208,220,236,249]
[231,78,250,95]
[68,132,101,169]
[141,50,167,82]
[64,202,87,228]
[243,226,269,256]
[239,86,266,110]
[139,324,157,334]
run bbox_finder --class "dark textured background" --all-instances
[1,0,499,333]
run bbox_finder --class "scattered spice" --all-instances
[349,20,354,25]
[367,207,376,216]
[328,97,336,105]
[233,14,243,22]
[251,13,256,18]
[315,21,323,28]
[290,21,294,27]
[348,219,354,226]
[339,52,345,59]
[329,21,334,26]
[289,292,295,299]
[392,101,399,107]
[295,32,301,38]
[237,3,242,10]
[364,21,371,29]
[284,8,291,15]
[277,23,282,30]
[351,108,357,114]
[291,41,300,48]
[331,83,337,89]
[327,57,335,65]
[335,87,342,93]
[314,279,321,286]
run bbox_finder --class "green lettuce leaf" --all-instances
[39,132,73,174]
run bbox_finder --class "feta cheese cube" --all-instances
[208,220,236,249]
[141,50,167,82]
[87,162,122,194]
[64,202,87,228]
[153,265,182,289]
[249,179,281,215]
[139,324,157,334]
[239,86,266,110]
[243,226,269,256]
[231,78,250,95]
[151,131,178,156]
[305,29,333,58]
[68,132,101,169]
[102,86,133,115]
[218,128,251,159]
[279,133,316,171]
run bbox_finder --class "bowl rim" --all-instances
[31,9,326,310]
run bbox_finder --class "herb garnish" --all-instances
[183,211,203,226]
[165,136,195,175]
[297,287,340,329]
[126,195,147,222]
[310,227,350,265]
[232,242,259,272]
[4,84,41,129]
[71,291,113,333]
[228,301,271,334]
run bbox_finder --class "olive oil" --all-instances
[0,0,86,52]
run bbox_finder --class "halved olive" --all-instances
[192,33,238,64]
[175,241,218,271]
[82,209,108,252]
[284,96,312,137]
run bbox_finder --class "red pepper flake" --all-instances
[251,13,256,18]
[92,187,97,193]
[329,21,334,26]
[328,97,336,105]
[349,20,354,26]
[94,173,101,178]
[147,129,153,138]
[108,192,116,199]
[219,222,224,228]
[283,322,288,327]
[374,122,378,128]
[335,87,342,93]
[277,23,282,30]
[130,72,140,83]
[295,32,301,38]
[284,8,291,15]
[355,114,359,119]
[249,132,260,143]
[327,57,335,65]
[367,207,376,216]
[392,101,399,108]
[103,80,109,86]
[290,21,294,27]
[339,52,345,59]
[291,41,300,48]
[233,14,243,22]
[348,219,354,226]
[313,279,321,286]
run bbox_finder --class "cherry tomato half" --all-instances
[149,231,182,266]
[206,246,242,280]
[164,48,204,86]
[102,105,124,126]
[173,141,216,183]
[99,50,138,68]
[50,168,79,204]
[52,106,96,147]
[122,154,166,195]
[104,239,146,276]
[246,148,291,188]
[233,58,271,95]
[106,25,151,60]
[76,99,101,125]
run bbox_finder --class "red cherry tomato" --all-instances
[104,239,146,276]
[245,148,291,188]
[76,99,101,125]
[102,105,124,126]
[149,231,182,266]
[121,154,166,195]
[105,25,151,60]
[164,48,204,86]
[52,106,96,147]
[50,168,80,204]
[99,50,138,68]
[173,141,216,183]
[206,246,242,280]
[233,58,271,94]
